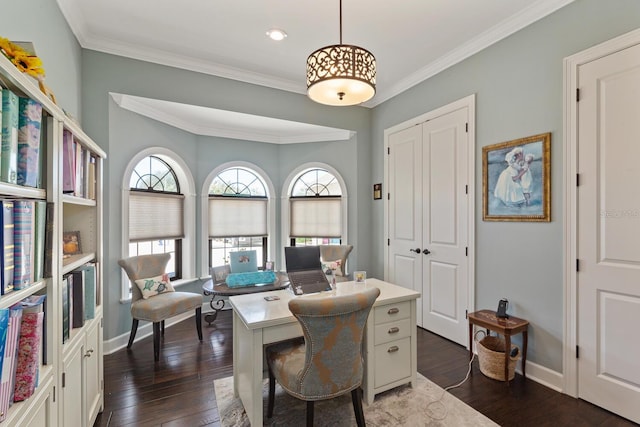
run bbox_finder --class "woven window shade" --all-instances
[209,197,267,237]
[129,191,184,242]
[290,197,341,238]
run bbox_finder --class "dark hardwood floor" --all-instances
[95,310,635,427]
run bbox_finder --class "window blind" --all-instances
[209,197,268,237]
[290,197,341,238]
[129,191,184,242]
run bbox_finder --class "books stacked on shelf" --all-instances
[0,199,48,295]
[13,294,45,402]
[61,275,70,344]
[0,303,22,422]
[62,130,96,199]
[1,89,18,185]
[62,263,96,340]
[16,97,43,188]
[78,263,97,321]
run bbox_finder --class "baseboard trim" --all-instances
[103,303,214,355]
[517,360,563,392]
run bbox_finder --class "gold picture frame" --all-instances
[482,132,551,222]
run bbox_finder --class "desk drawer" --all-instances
[374,301,410,325]
[374,318,411,345]
[374,337,411,388]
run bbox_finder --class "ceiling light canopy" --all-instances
[266,28,287,41]
[306,0,376,106]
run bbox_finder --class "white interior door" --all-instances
[421,109,469,345]
[387,125,424,325]
[577,42,640,424]
[387,104,470,345]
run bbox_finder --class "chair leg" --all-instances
[127,319,139,349]
[306,401,314,427]
[153,322,161,362]
[351,388,366,427]
[267,366,276,418]
[161,320,165,337]
[195,307,203,341]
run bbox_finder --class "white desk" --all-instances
[229,278,420,426]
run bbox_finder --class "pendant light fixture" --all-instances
[306,0,376,106]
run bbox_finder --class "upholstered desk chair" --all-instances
[265,286,380,427]
[319,244,353,282]
[118,253,203,361]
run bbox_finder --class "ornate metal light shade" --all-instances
[306,0,376,106]
[306,44,376,106]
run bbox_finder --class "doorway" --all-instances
[564,28,640,424]
[384,95,475,346]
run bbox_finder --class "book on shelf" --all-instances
[87,154,96,200]
[0,309,9,410]
[74,141,83,197]
[16,97,43,188]
[1,89,18,184]
[32,201,46,282]
[71,269,85,328]
[42,202,54,278]
[20,295,45,367]
[78,263,96,320]
[0,303,22,421]
[12,200,35,290]
[62,275,70,344]
[0,200,14,295]
[13,309,44,402]
[62,130,75,193]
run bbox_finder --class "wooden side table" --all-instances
[467,309,529,384]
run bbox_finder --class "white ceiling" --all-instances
[58,0,573,143]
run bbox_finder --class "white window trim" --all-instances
[200,161,276,278]
[281,163,348,270]
[120,147,197,302]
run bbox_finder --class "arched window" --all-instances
[208,167,269,268]
[289,168,343,246]
[128,155,184,279]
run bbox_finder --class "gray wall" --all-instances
[3,0,82,119]
[80,51,372,342]
[371,0,640,372]
[4,0,640,375]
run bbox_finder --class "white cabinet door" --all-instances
[62,338,84,427]
[84,318,103,427]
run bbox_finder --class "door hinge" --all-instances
[53,385,56,402]
[465,247,468,256]
[576,259,580,272]
[387,193,390,200]
[465,185,468,194]
[465,122,468,133]
[576,88,580,102]
[62,372,65,388]
[465,309,468,319]
[576,345,579,359]
[387,147,390,155]
[387,238,390,246]
[576,173,580,186]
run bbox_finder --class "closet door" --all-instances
[387,106,469,345]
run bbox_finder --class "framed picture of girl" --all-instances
[483,132,551,222]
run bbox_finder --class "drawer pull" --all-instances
[387,307,400,315]
[387,346,399,353]
[388,327,400,334]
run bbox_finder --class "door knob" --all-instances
[409,248,421,253]
[422,249,431,255]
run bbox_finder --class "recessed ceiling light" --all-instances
[266,29,287,41]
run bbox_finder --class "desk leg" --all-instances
[522,330,528,379]
[505,334,511,385]
[233,311,264,426]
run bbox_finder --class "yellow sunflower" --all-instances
[0,37,46,77]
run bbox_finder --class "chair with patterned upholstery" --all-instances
[118,253,203,361]
[265,286,380,427]
[319,244,354,282]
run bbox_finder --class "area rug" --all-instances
[214,374,498,426]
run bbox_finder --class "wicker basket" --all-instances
[476,334,520,381]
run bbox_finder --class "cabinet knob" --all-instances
[388,327,400,334]
[84,349,94,358]
[387,307,399,315]
[387,346,399,353]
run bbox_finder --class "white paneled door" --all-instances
[387,104,470,346]
[577,42,640,424]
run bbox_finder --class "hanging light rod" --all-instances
[306,0,376,106]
